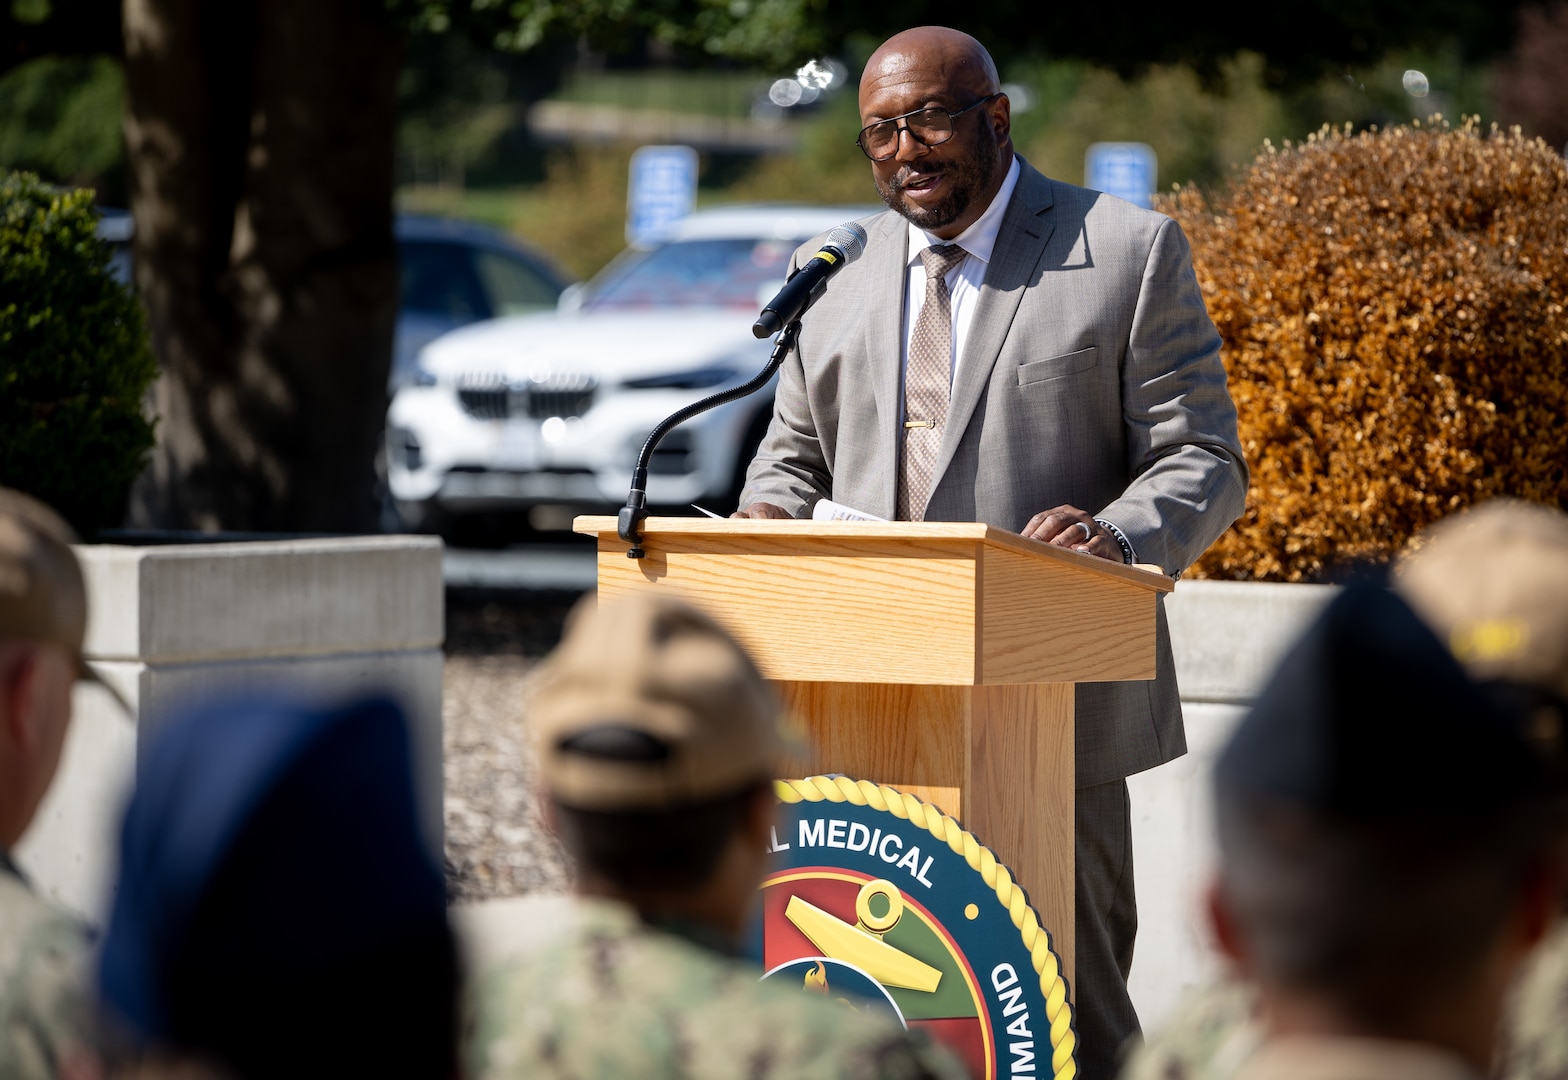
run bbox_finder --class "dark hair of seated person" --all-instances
[1213,788,1554,1030]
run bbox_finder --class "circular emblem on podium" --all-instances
[755,777,1077,1080]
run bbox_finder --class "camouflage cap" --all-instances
[530,593,785,811]
[1396,499,1568,703]
[0,486,87,659]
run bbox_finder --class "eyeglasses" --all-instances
[855,94,1002,162]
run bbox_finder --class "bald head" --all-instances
[858,27,1011,239]
[862,28,999,99]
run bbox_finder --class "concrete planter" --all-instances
[1127,579,1337,1029]
[15,536,445,924]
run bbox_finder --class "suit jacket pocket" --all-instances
[1016,346,1098,386]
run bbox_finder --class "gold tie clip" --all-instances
[903,419,935,429]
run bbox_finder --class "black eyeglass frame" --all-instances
[855,93,1003,162]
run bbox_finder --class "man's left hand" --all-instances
[1021,506,1121,561]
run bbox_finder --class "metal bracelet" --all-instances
[1094,518,1136,565]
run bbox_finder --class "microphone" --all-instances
[618,221,870,557]
[752,222,868,338]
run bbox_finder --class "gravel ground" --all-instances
[442,587,581,903]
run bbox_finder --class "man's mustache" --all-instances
[889,167,944,193]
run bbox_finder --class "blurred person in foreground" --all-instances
[96,694,459,1079]
[0,487,104,1077]
[1206,583,1559,1079]
[1122,499,1568,1080]
[465,594,968,1080]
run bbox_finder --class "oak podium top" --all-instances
[574,516,1174,686]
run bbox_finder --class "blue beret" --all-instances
[98,693,454,1074]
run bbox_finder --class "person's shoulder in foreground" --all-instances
[1230,1035,1484,1080]
[1124,498,1568,1080]
[0,486,100,1079]
[0,860,96,1079]
[1118,976,1259,1080]
[470,896,965,1080]
[1498,922,1568,1080]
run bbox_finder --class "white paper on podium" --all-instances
[811,499,888,523]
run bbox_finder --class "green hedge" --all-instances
[0,171,157,536]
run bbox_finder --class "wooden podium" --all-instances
[574,517,1175,982]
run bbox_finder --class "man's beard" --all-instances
[876,145,999,232]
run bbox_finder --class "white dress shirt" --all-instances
[901,155,1022,383]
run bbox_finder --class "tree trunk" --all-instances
[122,0,402,532]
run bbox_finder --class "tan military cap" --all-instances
[0,486,88,659]
[1396,498,1568,703]
[530,593,785,811]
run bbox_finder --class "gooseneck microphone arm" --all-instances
[617,220,867,558]
[617,319,801,559]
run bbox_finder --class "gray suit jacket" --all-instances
[742,159,1248,787]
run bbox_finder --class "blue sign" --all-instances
[1085,142,1158,209]
[627,145,698,246]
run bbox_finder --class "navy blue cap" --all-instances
[1215,584,1549,820]
[98,693,456,1077]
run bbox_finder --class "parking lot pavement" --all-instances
[441,538,588,902]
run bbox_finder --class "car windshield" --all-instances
[583,237,801,311]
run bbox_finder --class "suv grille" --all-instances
[456,373,598,421]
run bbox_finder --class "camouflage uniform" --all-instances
[1496,923,1568,1080]
[0,854,95,1079]
[1123,924,1568,1080]
[466,898,969,1080]
[1229,1035,1480,1080]
[1118,975,1259,1080]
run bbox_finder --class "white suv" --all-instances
[385,204,874,533]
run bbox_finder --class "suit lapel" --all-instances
[864,212,909,516]
[932,162,1057,489]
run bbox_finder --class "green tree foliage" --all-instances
[514,144,634,280]
[1011,56,1291,195]
[385,0,1533,82]
[1492,1,1568,151]
[0,56,126,202]
[726,91,878,206]
[0,172,157,535]
[1011,47,1491,193]
[1,0,121,74]
[396,29,577,189]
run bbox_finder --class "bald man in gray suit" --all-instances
[736,26,1248,1080]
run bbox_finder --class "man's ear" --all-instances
[1206,876,1252,974]
[991,93,1012,148]
[0,649,42,752]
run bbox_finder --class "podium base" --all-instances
[778,680,1076,982]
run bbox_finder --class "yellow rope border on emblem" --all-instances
[775,776,1077,1080]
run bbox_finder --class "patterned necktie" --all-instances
[898,243,969,521]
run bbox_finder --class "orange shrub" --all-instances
[1163,120,1568,582]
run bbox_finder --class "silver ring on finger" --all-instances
[1076,521,1093,542]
